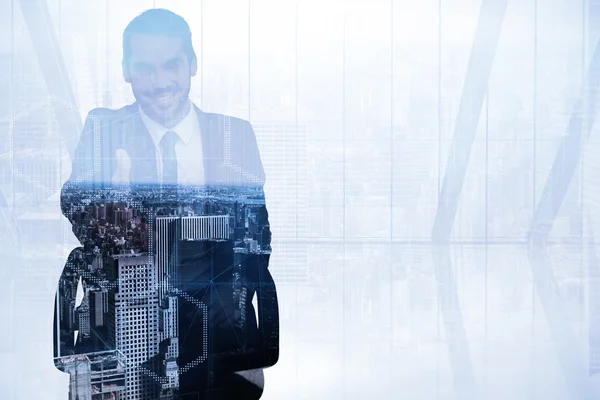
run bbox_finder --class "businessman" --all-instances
[54,9,279,400]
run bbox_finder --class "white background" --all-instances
[1,0,600,399]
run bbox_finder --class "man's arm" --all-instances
[60,108,117,219]
[246,121,279,369]
[53,248,83,372]
[55,108,114,371]
[214,120,279,372]
[55,111,101,370]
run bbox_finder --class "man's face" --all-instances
[124,33,197,124]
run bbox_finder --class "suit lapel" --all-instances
[194,104,223,186]
[119,103,159,184]
[118,102,221,186]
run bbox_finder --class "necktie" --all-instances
[159,130,179,186]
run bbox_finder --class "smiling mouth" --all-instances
[151,91,178,103]
[157,93,175,101]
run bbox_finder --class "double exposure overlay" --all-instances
[51,8,279,400]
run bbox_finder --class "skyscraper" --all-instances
[112,254,159,399]
[155,217,178,306]
[90,288,108,328]
[155,216,230,305]
[78,296,91,340]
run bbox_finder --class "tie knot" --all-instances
[159,130,179,151]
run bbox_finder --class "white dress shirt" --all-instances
[138,101,205,186]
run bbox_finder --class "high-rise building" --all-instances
[78,296,91,339]
[106,204,115,223]
[91,256,102,272]
[159,296,178,341]
[155,216,230,304]
[155,217,178,306]
[113,208,125,226]
[179,215,230,241]
[112,254,159,399]
[98,205,106,220]
[173,239,232,370]
[152,215,233,384]
[90,288,108,327]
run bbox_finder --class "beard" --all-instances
[136,86,191,127]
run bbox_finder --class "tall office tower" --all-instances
[173,239,232,374]
[125,208,133,222]
[155,215,230,305]
[98,205,106,220]
[112,254,160,399]
[78,296,91,339]
[155,215,230,340]
[152,215,231,388]
[91,256,102,272]
[57,277,77,337]
[174,237,277,374]
[86,286,114,354]
[113,208,125,226]
[106,204,115,223]
[179,215,230,241]
[155,217,178,306]
[159,295,178,340]
[90,288,108,327]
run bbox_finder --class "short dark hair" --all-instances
[122,8,196,66]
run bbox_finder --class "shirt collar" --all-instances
[138,100,198,147]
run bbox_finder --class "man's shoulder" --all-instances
[85,103,137,122]
[200,110,254,132]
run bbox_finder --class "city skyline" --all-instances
[56,184,272,399]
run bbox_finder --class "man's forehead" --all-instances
[129,33,186,62]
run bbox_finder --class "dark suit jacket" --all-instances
[61,102,267,198]
[54,102,279,398]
